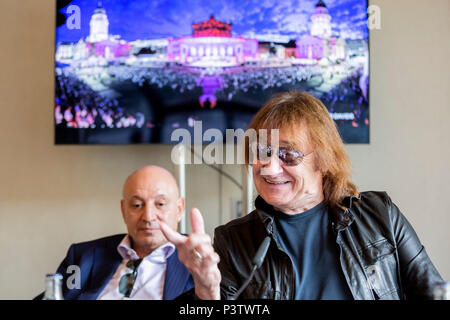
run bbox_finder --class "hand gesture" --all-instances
[160,208,221,300]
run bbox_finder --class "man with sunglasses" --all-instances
[161,91,442,300]
[35,166,194,300]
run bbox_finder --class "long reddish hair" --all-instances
[247,91,358,208]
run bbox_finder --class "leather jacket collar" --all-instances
[254,194,361,234]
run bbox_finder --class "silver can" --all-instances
[42,273,64,300]
[433,281,450,300]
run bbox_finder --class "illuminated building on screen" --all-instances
[85,2,130,59]
[192,16,232,37]
[57,2,131,61]
[87,2,109,42]
[167,16,258,67]
[296,0,346,61]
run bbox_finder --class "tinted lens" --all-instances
[256,144,305,166]
[119,259,142,297]
[278,147,304,166]
[119,273,136,297]
[257,144,272,160]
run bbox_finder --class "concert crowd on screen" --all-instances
[320,69,369,127]
[55,74,145,129]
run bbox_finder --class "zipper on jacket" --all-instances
[336,232,357,299]
[335,229,375,300]
[267,227,296,299]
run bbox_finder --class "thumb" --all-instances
[190,208,205,234]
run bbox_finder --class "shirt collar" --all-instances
[117,235,175,263]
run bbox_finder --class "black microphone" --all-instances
[229,236,271,300]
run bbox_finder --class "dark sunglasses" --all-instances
[254,143,311,166]
[119,258,143,298]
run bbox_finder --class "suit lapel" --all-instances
[163,249,193,300]
[77,237,123,300]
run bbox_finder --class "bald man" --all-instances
[34,166,194,300]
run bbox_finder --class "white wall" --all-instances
[0,0,448,299]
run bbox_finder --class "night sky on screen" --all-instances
[56,0,368,42]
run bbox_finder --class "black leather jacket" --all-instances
[214,191,442,300]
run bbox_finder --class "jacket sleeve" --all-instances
[387,194,443,299]
[33,244,76,300]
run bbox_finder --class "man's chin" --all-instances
[139,228,160,235]
[262,193,290,207]
[135,231,164,244]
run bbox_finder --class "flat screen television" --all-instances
[55,0,369,144]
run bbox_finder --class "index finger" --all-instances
[159,221,187,246]
[190,208,205,234]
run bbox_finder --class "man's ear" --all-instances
[121,199,127,223]
[176,197,185,222]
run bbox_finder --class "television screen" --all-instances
[55,0,369,144]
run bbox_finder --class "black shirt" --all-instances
[271,201,353,300]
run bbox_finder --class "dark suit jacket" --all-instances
[35,234,194,300]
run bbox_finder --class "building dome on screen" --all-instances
[167,15,258,67]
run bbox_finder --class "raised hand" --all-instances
[160,208,221,300]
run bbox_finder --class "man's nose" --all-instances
[141,205,158,223]
[260,154,283,176]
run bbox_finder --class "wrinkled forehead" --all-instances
[122,171,179,200]
[257,124,312,152]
